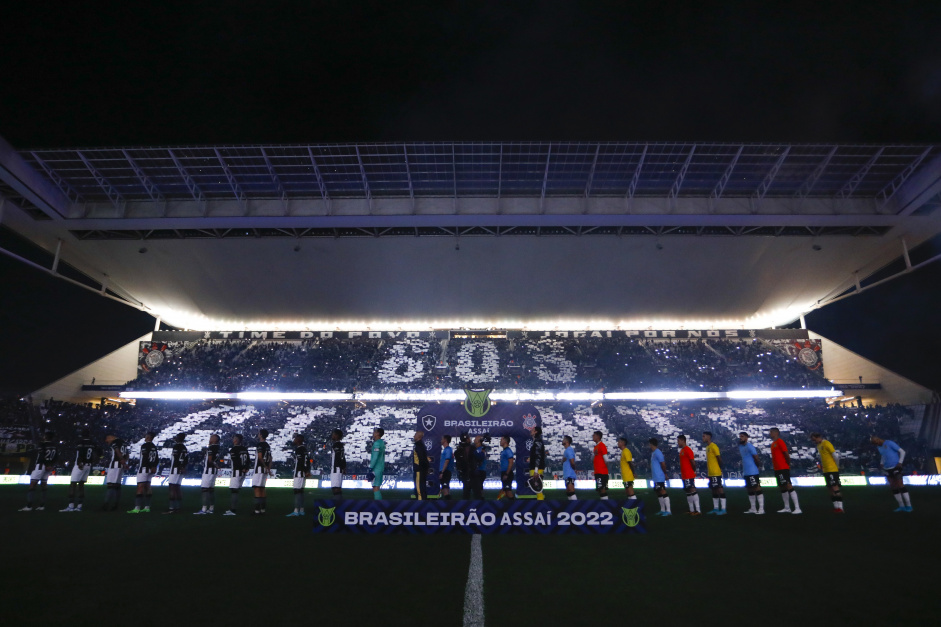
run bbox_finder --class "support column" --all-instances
[51,239,62,273]
[902,237,912,270]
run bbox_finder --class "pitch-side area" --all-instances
[3,486,938,627]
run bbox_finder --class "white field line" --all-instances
[463,534,485,627]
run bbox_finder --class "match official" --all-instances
[439,435,454,499]
[413,430,429,500]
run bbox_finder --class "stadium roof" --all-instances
[2,138,941,330]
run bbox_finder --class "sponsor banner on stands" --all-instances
[506,329,809,340]
[152,330,446,342]
[151,328,809,343]
[311,498,646,535]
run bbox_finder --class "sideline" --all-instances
[463,534,484,627]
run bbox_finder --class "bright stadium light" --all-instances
[120,388,843,402]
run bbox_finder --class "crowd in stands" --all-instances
[2,393,931,481]
[129,336,833,394]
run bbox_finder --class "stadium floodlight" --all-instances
[235,392,353,401]
[725,389,842,400]
[119,391,234,400]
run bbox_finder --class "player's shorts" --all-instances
[594,473,609,491]
[330,471,342,487]
[653,481,666,491]
[440,470,452,486]
[29,467,50,482]
[372,473,384,488]
[564,476,575,489]
[682,478,696,491]
[168,473,183,485]
[744,474,760,489]
[251,471,268,488]
[229,473,245,490]
[823,472,841,488]
[106,467,124,485]
[200,472,217,489]
[885,467,903,480]
[774,469,791,487]
[293,475,306,490]
[501,471,513,491]
[136,471,154,484]
[70,465,91,483]
[708,476,722,489]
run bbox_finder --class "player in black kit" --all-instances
[102,435,129,512]
[194,434,221,515]
[413,430,429,500]
[61,429,99,512]
[287,434,311,516]
[165,433,188,514]
[20,431,58,512]
[252,430,272,515]
[129,432,159,514]
[455,433,472,499]
[225,434,251,516]
[329,428,346,500]
[527,426,547,500]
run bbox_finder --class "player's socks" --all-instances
[374,491,382,500]
[712,497,718,511]
[901,490,911,508]
[600,495,608,500]
[893,492,904,507]
[757,493,765,513]
[748,494,756,510]
[26,491,34,507]
[665,497,671,513]
[789,490,799,509]
[692,493,700,512]
[657,496,665,512]
[719,497,726,511]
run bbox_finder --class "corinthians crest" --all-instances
[463,389,492,418]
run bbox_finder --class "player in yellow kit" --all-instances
[811,433,844,513]
[617,437,637,503]
[702,432,726,515]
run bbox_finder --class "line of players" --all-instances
[17,425,914,515]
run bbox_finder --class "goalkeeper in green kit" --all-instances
[369,428,386,500]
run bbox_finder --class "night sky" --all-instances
[1,2,940,395]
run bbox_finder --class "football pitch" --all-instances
[2,486,938,626]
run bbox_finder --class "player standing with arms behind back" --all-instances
[61,429,98,512]
[702,432,726,515]
[102,435,128,512]
[224,434,250,516]
[194,434,221,515]
[811,433,843,513]
[592,431,609,500]
[617,437,637,503]
[287,434,310,516]
[20,431,58,512]
[129,432,158,514]
[738,432,764,515]
[369,428,386,500]
[497,436,515,500]
[677,435,700,515]
[648,438,671,516]
[562,436,577,500]
[252,429,272,515]
[329,428,346,500]
[438,435,454,499]
[769,428,800,514]
[165,433,188,514]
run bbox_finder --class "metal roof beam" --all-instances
[305,147,329,204]
[403,144,415,212]
[213,148,247,208]
[167,149,205,203]
[755,146,791,200]
[876,146,932,208]
[28,151,83,206]
[710,145,744,203]
[76,150,126,214]
[584,143,600,199]
[627,143,648,201]
[354,145,371,204]
[259,147,287,208]
[796,145,838,199]
[121,150,164,202]
[838,147,884,199]
[669,145,697,201]
[540,144,552,213]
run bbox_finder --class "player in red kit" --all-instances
[769,428,801,514]
[677,435,701,515]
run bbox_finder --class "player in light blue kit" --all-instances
[562,435,577,500]
[738,432,764,515]
[871,436,911,512]
[497,436,515,500]
[648,438,671,516]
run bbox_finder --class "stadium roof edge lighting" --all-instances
[117,389,843,402]
[149,305,815,332]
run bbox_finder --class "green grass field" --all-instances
[2,485,938,626]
